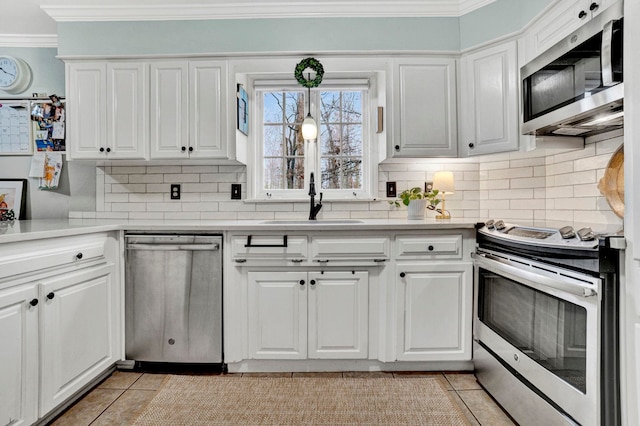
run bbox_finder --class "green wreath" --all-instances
[294,57,324,88]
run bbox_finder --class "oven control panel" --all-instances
[480,220,599,250]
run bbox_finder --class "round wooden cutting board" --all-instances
[598,145,624,218]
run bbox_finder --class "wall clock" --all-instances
[0,56,32,94]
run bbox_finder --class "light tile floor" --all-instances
[48,371,516,425]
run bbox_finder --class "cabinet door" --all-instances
[66,62,107,159]
[189,61,227,158]
[39,264,116,414]
[106,62,148,159]
[0,285,38,426]
[150,61,189,159]
[396,263,472,361]
[248,271,307,359]
[460,41,518,156]
[308,271,368,359]
[391,58,458,157]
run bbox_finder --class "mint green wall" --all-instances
[0,47,64,97]
[459,0,555,49]
[57,17,460,56]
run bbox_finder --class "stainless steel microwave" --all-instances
[521,4,623,137]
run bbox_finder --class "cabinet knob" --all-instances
[76,252,83,260]
[99,147,105,152]
[428,245,434,251]
[106,147,111,153]
[310,279,316,286]
[399,272,406,278]
[589,2,599,11]
[468,142,475,148]
[578,10,587,19]
[181,146,187,152]
[30,298,39,307]
[299,280,305,286]
[188,146,194,152]
[394,145,400,151]
[47,292,55,300]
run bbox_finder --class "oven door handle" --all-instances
[472,252,599,298]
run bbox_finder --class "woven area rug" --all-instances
[132,375,471,425]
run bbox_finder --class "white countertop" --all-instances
[0,218,484,243]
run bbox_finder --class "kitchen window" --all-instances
[251,78,376,201]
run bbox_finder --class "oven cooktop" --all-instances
[478,220,600,251]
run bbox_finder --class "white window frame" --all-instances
[249,74,380,201]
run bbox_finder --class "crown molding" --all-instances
[0,34,58,48]
[41,0,495,22]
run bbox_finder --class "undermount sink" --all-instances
[260,219,364,224]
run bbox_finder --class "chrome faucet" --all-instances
[308,172,323,220]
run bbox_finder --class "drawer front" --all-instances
[311,237,390,260]
[231,235,307,259]
[0,234,108,281]
[396,235,462,259]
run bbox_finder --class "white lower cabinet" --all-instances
[248,271,369,360]
[396,263,472,361]
[0,285,39,426]
[40,264,117,414]
[0,233,120,425]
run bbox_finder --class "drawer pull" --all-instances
[76,252,83,260]
[47,292,55,300]
[428,245,434,251]
[291,259,304,263]
[234,259,247,263]
[374,259,386,263]
[244,235,288,248]
[316,259,329,263]
[30,298,39,307]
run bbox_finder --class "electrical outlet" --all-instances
[170,184,181,200]
[425,181,433,193]
[231,183,242,200]
[386,181,397,198]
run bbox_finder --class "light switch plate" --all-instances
[231,183,242,200]
[386,181,397,198]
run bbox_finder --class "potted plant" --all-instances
[389,187,440,219]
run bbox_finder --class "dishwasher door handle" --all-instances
[127,243,220,251]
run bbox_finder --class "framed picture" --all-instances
[237,84,249,136]
[31,96,66,152]
[0,179,27,219]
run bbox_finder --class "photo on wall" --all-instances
[31,95,65,152]
[237,84,249,136]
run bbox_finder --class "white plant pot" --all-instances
[407,199,427,220]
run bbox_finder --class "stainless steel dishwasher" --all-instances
[125,233,222,365]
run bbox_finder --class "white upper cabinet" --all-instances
[189,61,227,158]
[67,62,147,160]
[390,58,458,158]
[523,0,619,64]
[149,61,189,159]
[106,63,148,159]
[66,62,107,159]
[150,60,228,159]
[459,40,519,157]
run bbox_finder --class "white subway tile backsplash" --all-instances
[87,137,621,224]
[147,165,182,174]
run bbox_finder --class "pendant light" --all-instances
[301,74,318,140]
[295,58,324,141]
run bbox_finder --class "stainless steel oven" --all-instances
[473,221,624,426]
